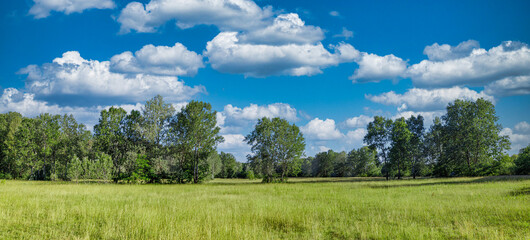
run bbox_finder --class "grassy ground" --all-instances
[0,176,528,239]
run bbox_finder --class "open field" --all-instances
[0,177,529,239]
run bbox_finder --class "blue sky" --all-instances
[1,0,529,160]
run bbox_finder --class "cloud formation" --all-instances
[301,118,343,140]
[19,51,204,105]
[205,32,358,77]
[344,114,372,128]
[408,41,530,87]
[217,103,298,133]
[117,0,272,33]
[483,75,530,97]
[350,53,407,82]
[366,86,494,111]
[238,13,324,45]
[110,43,204,76]
[423,40,480,61]
[29,0,115,18]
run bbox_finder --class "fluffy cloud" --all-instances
[350,53,407,82]
[117,0,272,33]
[301,118,343,140]
[344,115,372,128]
[110,43,204,76]
[29,0,115,18]
[217,103,298,133]
[19,51,204,105]
[223,103,298,122]
[408,41,530,87]
[218,134,248,149]
[500,128,530,153]
[237,13,324,45]
[217,134,252,161]
[345,128,367,146]
[423,40,480,61]
[515,121,530,134]
[366,86,494,111]
[483,75,530,96]
[204,32,358,77]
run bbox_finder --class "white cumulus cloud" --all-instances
[301,118,343,140]
[423,40,480,61]
[407,41,530,87]
[344,115,372,128]
[514,121,530,134]
[350,53,407,82]
[345,128,367,146]
[483,75,530,97]
[238,13,324,45]
[204,32,358,77]
[29,0,115,18]
[366,86,494,111]
[19,51,204,105]
[117,0,272,33]
[216,103,299,134]
[501,128,530,154]
[110,43,204,76]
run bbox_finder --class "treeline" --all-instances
[0,96,528,183]
[0,96,224,183]
[294,99,529,179]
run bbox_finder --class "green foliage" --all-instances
[245,117,305,182]
[389,118,413,179]
[169,100,224,183]
[127,154,153,183]
[348,147,380,177]
[436,98,510,176]
[364,116,393,179]
[514,145,530,175]
[217,152,238,178]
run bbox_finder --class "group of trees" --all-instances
[0,97,528,183]
[0,96,225,183]
[361,98,527,179]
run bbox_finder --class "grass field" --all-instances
[0,176,528,239]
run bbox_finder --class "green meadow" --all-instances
[0,176,528,239]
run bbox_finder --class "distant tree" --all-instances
[514,145,530,175]
[0,112,23,179]
[217,152,238,178]
[364,116,393,180]
[313,150,337,177]
[245,117,305,182]
[300,157,314,177]
[140,95,175,146]
[333,151,348,177]
[437,98,510,176]
[169,101,223,183]
[406,115,425,179]
[389,118,412,179]
[207,152,222,179]
[425,117,444,176]
[93,107,128,181]
[348,147,380,177]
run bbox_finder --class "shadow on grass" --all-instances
[368,175,530,189]
[509,187,530,196]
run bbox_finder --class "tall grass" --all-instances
[0,177,528,239]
